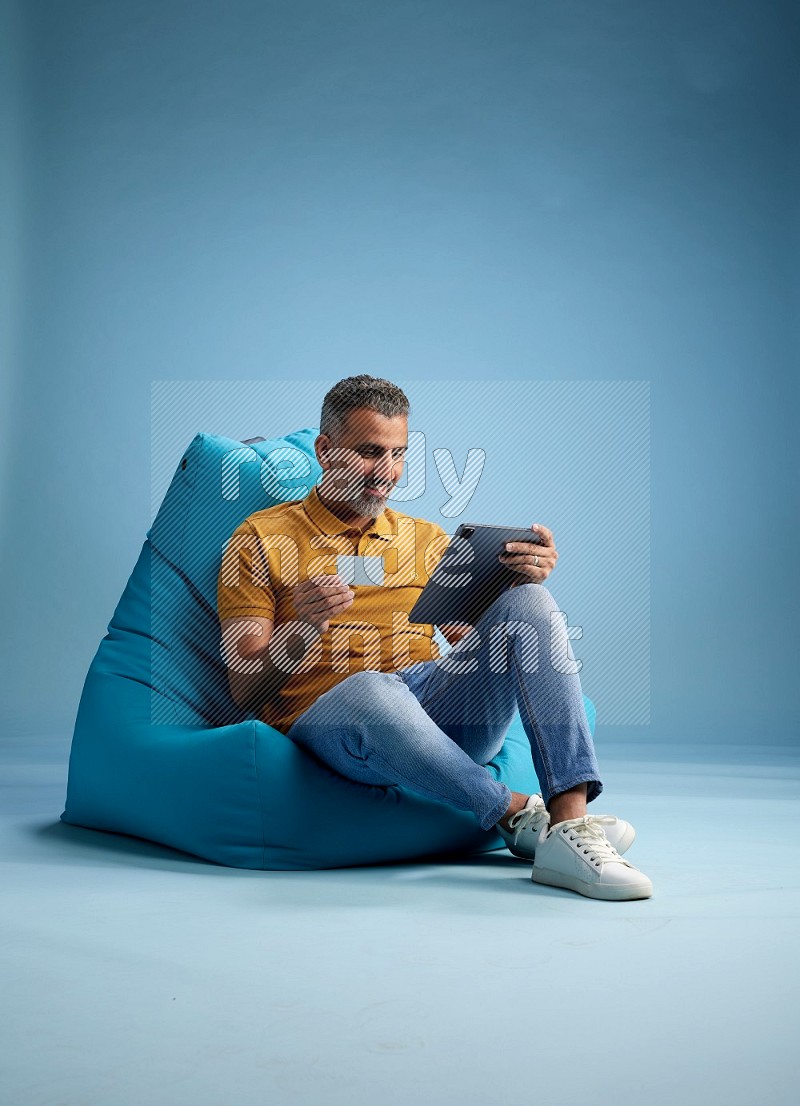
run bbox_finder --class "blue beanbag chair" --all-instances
[60,428,596,869]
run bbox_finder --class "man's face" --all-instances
[316,408,408,519]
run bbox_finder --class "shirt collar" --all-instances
[303,484,394,539]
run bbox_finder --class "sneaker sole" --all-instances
[505,842,538,861]
[530,865,653,901]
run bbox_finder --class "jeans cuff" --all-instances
[543,776,603,806]
[481,782,512,832]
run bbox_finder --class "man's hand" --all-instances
[439,622,473,647]
[293,574,355,635]
[498,524,558,584]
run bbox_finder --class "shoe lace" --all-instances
[558,815,629,867]
[507,804,546,843]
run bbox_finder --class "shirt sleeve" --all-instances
[217,518,276,622]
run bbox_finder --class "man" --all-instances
[217,375,653,901]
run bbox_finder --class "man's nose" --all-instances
[372,452,395,483]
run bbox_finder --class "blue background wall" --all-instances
[1,0,796,745]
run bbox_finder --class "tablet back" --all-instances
[408,523,543,626]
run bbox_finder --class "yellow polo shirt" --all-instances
[217,485,450,734]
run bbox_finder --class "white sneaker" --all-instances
[496,795,636,861]
[495,795,550,859]
[530,815,653,901]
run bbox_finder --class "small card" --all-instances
[336,554,385,587]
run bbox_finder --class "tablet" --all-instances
[408,523,545,626]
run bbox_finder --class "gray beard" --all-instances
[350,486,390,517]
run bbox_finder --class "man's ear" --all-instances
[314,433,332,469]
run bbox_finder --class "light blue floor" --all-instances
[2,736,799,1106]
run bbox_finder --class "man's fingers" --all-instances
[501,544,552,557]
[530,524,554,546]
[326,594,355,615]
[300,575,351,598]
[321,590,355,610]
[499,551,556,577]
[301,588,353,612]
[502,529,552,550]
[305,595,354,625]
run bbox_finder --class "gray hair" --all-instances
[320,375,410,437]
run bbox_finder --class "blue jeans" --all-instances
[286,583,603,831]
